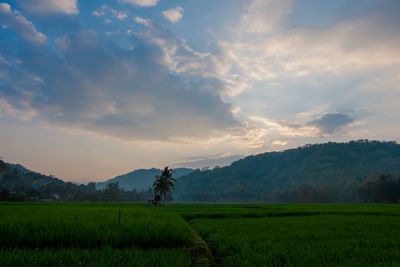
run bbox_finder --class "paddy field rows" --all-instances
[1,203,399,266]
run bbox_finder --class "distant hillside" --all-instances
[5,163,32,174]
[0,160,64,189]
[96,168,194,191]
[175,140,400,203]
[0,159,70,201]
[0,159,156,202]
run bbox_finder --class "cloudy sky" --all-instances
[0,0,399,183]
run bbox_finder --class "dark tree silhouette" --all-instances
[358,174,400,203]
[153,166,177,204]
[103,182,121,202]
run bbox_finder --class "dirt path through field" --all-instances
[189,230,214,267]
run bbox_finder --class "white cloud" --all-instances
[92,5,128,21]
[245,111,358,145]
[213,0,400,146]
[240,0,292,34]
[120,0,158,7]
[18,0,78,15]
[3,0,399,150]
[134,20,242,99]
[173,153,243,169]
[134,16,150,26]
[307,113,354,135]
[105,31,121,36]
[222,1,400,83]
[114,11,128,20]
[0,3,47,44]
[2,27,240,142]
[92,10,103,17]
[163,6,183,23]
[0,99,37,122]
[272,140,288,146]
[250,116,320,138]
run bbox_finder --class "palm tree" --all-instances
[153,166,177,204]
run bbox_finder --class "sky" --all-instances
[0,0,399,183]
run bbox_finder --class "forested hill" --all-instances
[0,160,64,189]
[0,160,66,200]
[96,168,194,191]
[175,140,400,203]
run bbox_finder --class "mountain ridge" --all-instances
[175,140,400,202]
[96,167,194,191]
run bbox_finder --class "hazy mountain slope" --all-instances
[5,163,32,174]
[96,168,194,191]
[175,140,400,202]
[0,159,153,202]
[0,160,64,188]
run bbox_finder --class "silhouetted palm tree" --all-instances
[153,166,177,204]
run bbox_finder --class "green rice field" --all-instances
[0,202,399,266]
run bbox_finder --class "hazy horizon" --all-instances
[1,0,399,183]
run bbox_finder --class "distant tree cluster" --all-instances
[275,185,339,203]
[358,174,400,203]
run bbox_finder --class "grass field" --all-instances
[0,202,399,266]
[0,203,193,249]
[0,248,191,267]
[191,215,400,266]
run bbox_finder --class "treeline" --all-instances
[0,160,152,202]
[275,174,400,203]
[175,174,400,204]
[0,180,153,202]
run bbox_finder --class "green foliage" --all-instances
[153,166,177,203]
[103,182,121,202]
[358,174,400,203]
[162,203,400,220]
[0,203,193,249]
[176,140,400,203]
[1,203,400,266]
[191,213,400,266]
[0,248,191,267]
